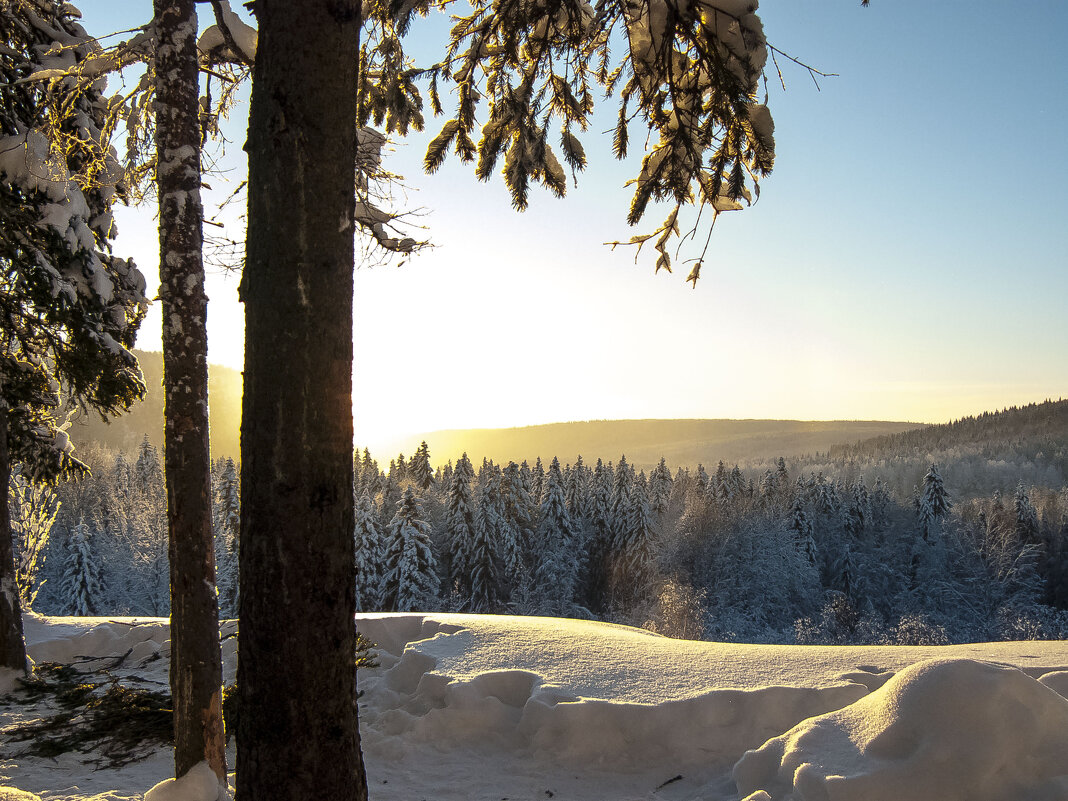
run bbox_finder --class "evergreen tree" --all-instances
[500,460,537,567]
[565,455,589,525]
[464,474,517,611]
[382,487,439,612]
[650,457,673,517]
[213,458,241,618]
[533,457,577,614]
[918,464,950,542]
[135,435,163,495]
[443,453,476,594]
[611,473,657,610]
[354,493,385,611]
[0,0,146,671]
[409,440,434,490]
[610,454,633,544]
[1013,484,1040,547]
[530,456,545,505]
[60,518,102,616]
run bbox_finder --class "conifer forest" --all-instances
[15,401,1068,645]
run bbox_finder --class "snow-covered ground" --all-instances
[2,613,1067,800]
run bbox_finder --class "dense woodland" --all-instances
[13,400,1068,645]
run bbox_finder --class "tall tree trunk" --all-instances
[0,406,28,672]
[154,0,226,784]
[238,1,366,800]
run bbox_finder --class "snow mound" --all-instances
[144,762,227,801]
[357,614,868,770]
[733,658,1068,801]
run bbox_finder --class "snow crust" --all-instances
[2,614,1067,801]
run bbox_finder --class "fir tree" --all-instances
[464,474,517,612]
[354,493,385,611]
[409,440,434,490]
[918,464,950,542]
[381,487,439,612]
[533,457,577,615]
[650,457,673,517]
[61,518,102,616]
[214,457,241,617]
[611,473,657,610]
[444,453,476,594]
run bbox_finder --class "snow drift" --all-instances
[733,658,1068,801]
[3,613,1068,801]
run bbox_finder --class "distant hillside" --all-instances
[69,350,242,460]
[826,399,1068,462]
[384,419,922,472]
[799,399,1068,499]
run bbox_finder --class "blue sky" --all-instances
[76,0,1068,452]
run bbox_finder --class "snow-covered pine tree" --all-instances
[1012,484,1040,547]
[409,440,434,490]
[214,457,240,617]
[501,461,537,568]
[8,466,59,607]
[532,456,578,615]
[354,492,385,611]
[610,454,633,547]
[443,453,476,596]
[464,474,515,612]
[381,487,439,612]
[530,456,545,506]
[650,457,673,517]
[135,435,163,496]
[392,453,407,482]
[565,455,587,521]
[0,1,147,668]
[60,517,103,616]
[580,458,614,611]
[918,464,950,542]
[611,472,657,611]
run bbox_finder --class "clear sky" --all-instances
[77,1,1068,453]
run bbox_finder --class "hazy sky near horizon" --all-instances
[79,1,1068,452]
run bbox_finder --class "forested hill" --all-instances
[69,350,242,459]
[827,400,1068,462]
[798,399,1068,499]
[390,419,921,472]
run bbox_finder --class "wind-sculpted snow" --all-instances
[733,658,1068,801]
[3,614,1068,801]
[359,613,870,769]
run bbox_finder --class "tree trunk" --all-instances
[0,406,28,672]
[154,0,226,784]
[238,1,366,800]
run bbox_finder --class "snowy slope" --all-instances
[2,613,1067,801]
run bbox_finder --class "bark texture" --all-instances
[154,0,226,784]
[238,1,366,799]
[0,407,28,671]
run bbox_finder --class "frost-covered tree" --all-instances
[60,517,102,616]
[443,453,476,594]
[611,473,657,611]
[1,1,146,670]
[533,457,578,614]
[213,458,240,617]
[409,440,434,490]
[650,457,673,517]
[501,460,537,568]
[382,487,439,612]
[8,466,59,606]
[354,493,385,611]
[918,464,950,542]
